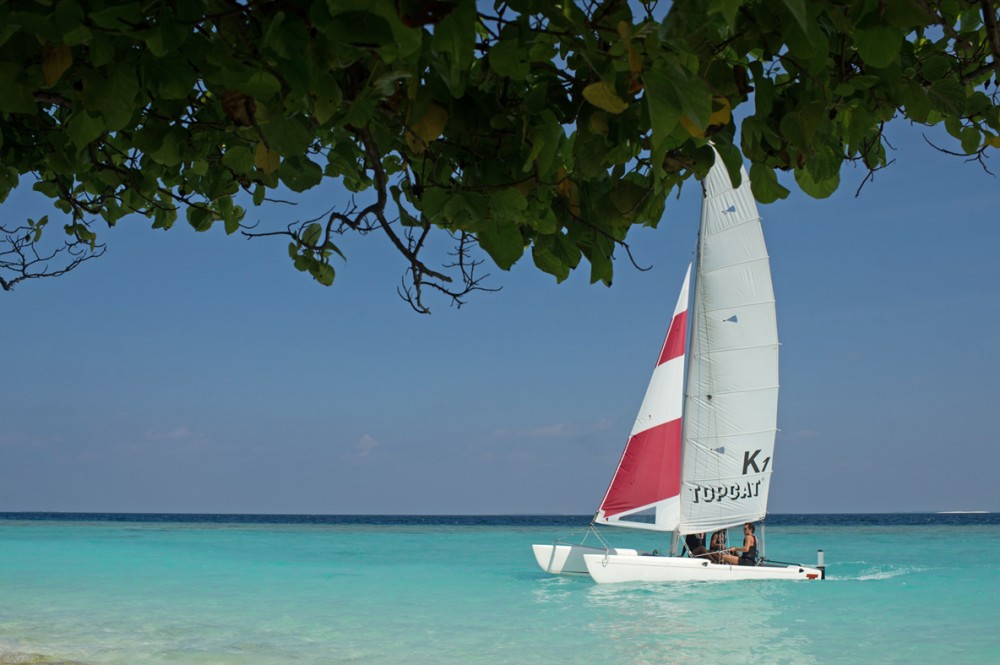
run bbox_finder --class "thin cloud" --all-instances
[518,418,615,439]
[124,426,214,455]
[350,434,379,459]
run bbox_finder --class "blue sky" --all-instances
[2,121,998,515]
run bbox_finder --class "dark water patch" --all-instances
[0,512,996,527]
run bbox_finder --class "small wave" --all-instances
[839,565,925,581]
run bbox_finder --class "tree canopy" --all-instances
[1,0,998,310]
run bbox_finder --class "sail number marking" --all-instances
[689,449,770,504]
[690,480,762,504]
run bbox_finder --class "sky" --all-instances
[2,121,999,515]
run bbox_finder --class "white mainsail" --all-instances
[679,157,778,533]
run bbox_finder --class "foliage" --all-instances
[1,0,998,310]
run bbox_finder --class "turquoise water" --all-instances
[0,515,997,664]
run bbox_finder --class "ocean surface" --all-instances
[1,513,997,664]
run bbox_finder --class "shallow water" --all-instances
[0,514,996,664]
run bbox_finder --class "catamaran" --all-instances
[532,152,825,583]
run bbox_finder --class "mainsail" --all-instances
[680,159,778,533]
[595,265,691,531]
[595,154,778,535]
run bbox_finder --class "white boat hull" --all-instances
[532,543,640,575]
[583,553,824,583]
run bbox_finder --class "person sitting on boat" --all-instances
[684,532,709,558]
[708,529,727,563]
[721,522,758,566]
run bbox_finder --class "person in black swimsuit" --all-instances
[709,529,727,563]
[721,522,758,566]
[684,532,709,558]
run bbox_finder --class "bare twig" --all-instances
[1,223,106,291]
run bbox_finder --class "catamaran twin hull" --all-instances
[583,553,824,583]
[532,543,632,575]
[533,543,824,582]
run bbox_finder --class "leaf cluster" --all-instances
[0,0,997,307]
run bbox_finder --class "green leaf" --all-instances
[327,10,394,47]
[921,54,952,81]
[902,80,932,122]
[66,111,106,148]
[278,156,323,192]
[583,82,628,114]
[242,71,282,98]
[302,222,323,247]
[221,145,255,174]
[748,163,790,203]
[490,187,528,220]
[661,59,712,133]
[88,33,115,67]
[148,126,187,166]
[312,80,343,124]
[883,0,935,28]
[531,233,576,282]
[587,240,613,286]
[0,64,37,114]
[153,205,178,229]
[101,63,140,129]
[431,0,476,92]
[928,77,966,116]
[186,205,214,232]
[526,205,559,235]
[855,26,903,68]
[311,261,335,286]
[89,3,143,29]
[708,0,743,28]
[608,181,648,218]
[794,166,839,199]
[644,69,681,158]
[960,126,981,154]
[780,0,810,33]
[217,196,243,234]
[714,143,745,190]
[524,110,562,176]
[476,219,524,270]
[488,39,530,80]
[260,115,314,155]
[143,54,197,99]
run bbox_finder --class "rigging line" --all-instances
[690,385,780,397]
[696,347,779,360]
[700,255,772,273]
[700,217,763,237]
[688,427,779,440]
[701,302,776,315]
